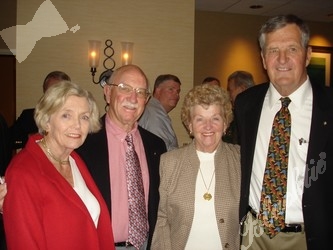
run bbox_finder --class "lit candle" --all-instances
[89,51,97,68]
[123,53,129,65]
[121,42,134,65]
[88,40,101,68]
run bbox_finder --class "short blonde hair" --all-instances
[35,81,101,134]
[181,84,233,134]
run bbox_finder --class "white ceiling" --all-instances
[196,0,333,23]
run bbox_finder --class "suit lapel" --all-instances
[242,83,269,177]
[76,114,111,213]
[306,83,332,165]
[182,143,200,226]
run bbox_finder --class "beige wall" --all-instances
[16,0,195,146]
[12,3,333,146]
[195,11,333,88]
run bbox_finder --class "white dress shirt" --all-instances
[249,78,313,224]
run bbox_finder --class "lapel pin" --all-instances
[299,138,307,145]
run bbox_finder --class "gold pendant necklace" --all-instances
[199,167,215,201]
[40,138,70,165]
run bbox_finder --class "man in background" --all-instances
[10,71,70,149]
[227,70,254,105]
[139,74,181,151]
[223,70,254,144]
[202,76,220,86]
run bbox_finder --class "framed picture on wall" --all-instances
[307,46,333,87]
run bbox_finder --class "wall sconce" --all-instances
[88,40,101,78]
[89,39,116,85]
[121,41,134,65]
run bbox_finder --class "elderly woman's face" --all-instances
[189,104,225,153]
[45,96,91,153]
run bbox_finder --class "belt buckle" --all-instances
[285,223,304,233]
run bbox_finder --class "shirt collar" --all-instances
[267,76,312,109]
[105,113,139,142]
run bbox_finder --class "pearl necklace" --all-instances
[40,138,70,165]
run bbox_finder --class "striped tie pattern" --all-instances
[125,133,148,249]
[260,97,291,238]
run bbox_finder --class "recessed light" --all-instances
[250,5,263,9]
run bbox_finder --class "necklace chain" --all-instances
[198,167,215,201]
[40,138,70,165]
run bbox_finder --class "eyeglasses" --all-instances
[108,82,151,99]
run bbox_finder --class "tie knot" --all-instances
[280,97,291,108]
[125,133,133,145]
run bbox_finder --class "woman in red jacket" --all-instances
[3,81,115,250]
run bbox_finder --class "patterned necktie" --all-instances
[260,97,291,238]
[125,133,148,249]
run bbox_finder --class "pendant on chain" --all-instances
[203,192,212,201]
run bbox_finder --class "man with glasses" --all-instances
[76,64,167,250]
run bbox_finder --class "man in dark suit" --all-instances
[76,65,167,250]
[9,71,70,149]
[235,14,333,250]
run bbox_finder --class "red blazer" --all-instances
[3,134,115,250]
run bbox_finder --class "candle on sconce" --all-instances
[121,41,134,65]
[123,52,129,63]
[88,40,101,68]
[89,51,97,68]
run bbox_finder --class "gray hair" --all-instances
[258,14,310,52]
[227,70,254,89]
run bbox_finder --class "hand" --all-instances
[0,177,6,213]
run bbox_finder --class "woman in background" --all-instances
[152,84,241,250]
[3,81,115,250]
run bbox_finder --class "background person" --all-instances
[0,113,10,250]
[227,70,254,106]
[10,71,71,149]
[235,14,333,250]
[223,70,254,144]
[139,74,181,151]
[0,114,12,175]
[3,81,115,249]
[152,84,240,250]
[76,65,167,250]
[201,76,220,86]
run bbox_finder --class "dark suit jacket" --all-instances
[235,81,333,250]
[0,114,11,250]
[76,114,167,249]
[9,108,38,149]
[0,114,12,175]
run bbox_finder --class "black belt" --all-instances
[248,206,304,233]
[115,241,133,247]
